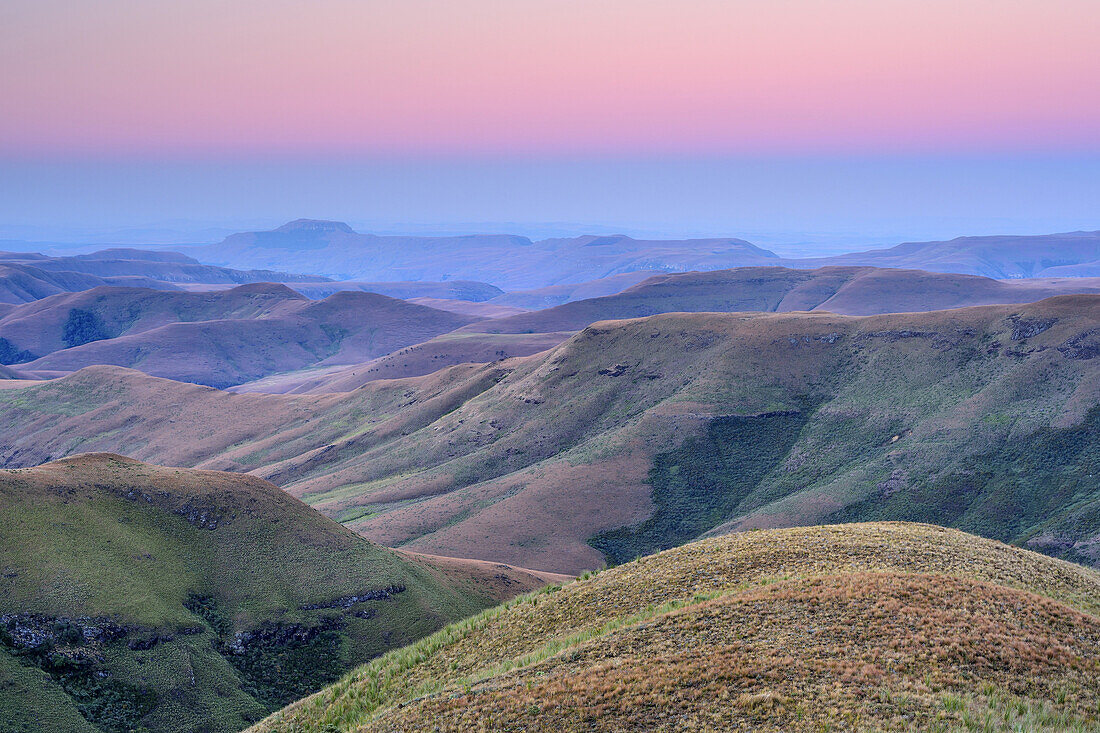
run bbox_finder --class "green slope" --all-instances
[0,454,502,733]
[3,297,1100,573]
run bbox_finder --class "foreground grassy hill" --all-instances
[0,454,558,733]
[3,297,1100,574]
[0,284,477,386]
[252,523,1100,732]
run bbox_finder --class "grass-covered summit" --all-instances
[0,454,554,733]
[253,522,1100,732]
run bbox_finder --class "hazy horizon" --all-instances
[2,154,1098,257]
[4,0,1098,257]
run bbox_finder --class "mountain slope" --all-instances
[230,266,1100,394]
[231,330,567,394]
[0,454,557,733]
[0,262,182,305]
[251,523,1100,733]
[0,285,478,386]
[467,266,1100,335]
[290,280,504,302]
[0,248,328,304]
[797,230,1100,278]
[4,297,1100,575]
[487,270,661,309]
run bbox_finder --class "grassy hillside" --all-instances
[0,248,328,304]
[0,263,184,306]
[3,297,1100,574]
[466,265,1100,335]
[0,285,477,387]
[0,454,556,733]
[234,266,1100,395]
[251,523,1100,732]
[232,330,568,393]
[793,230,1100,279]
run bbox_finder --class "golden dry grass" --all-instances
[250,522,1100,732]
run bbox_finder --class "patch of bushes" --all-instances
[0,620,157,732]
[590,406,812,564]
[0,337,36,365]
[62,308,110,348]
[227,622,347,708]
[184,593,348,709]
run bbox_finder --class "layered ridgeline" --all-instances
[3,297,1100,573]
[0,454,561,733]
[189,220,781,289]
[237,265,1100,394]
[253,523,1100,732]
[0,284,477,387]
[189,219,1100,285]
[0,248,329,304]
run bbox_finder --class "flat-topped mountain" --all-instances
[252,522,1100,732]
[190,221,781,289]
[4,297,1100,576]
[0,454,560,732]
[187,222,1100,288]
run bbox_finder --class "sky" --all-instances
[1,0,1097,247]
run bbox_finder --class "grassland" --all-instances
[0,284,478,387]
[3,297,1100,574]
[0,454,555,732]
[250,522,1100,732]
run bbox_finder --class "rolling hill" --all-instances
[797,230,1100,278]
[0,454,561,733]
[288,280,504,302]
[0,285,478,387]
[0,248,328,304]
[0,262,182,305]
[230,330,568,394]
[485,270,662,309]
[3,297,1100,575]
[251,523,1100,732]
[467,266,1100,336]
[233,266,1100,395]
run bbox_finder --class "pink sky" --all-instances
[2,0,1098,155]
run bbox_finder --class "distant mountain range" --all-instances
[0,247,329,304]
[10,266,1100,392]
[188,219,781,289]
[184,219,1100,288]
[224,266,1100,394]
[790,230,1100,278]
[8,225,1100,305]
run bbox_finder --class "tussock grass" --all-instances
[251,522,1100,732]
